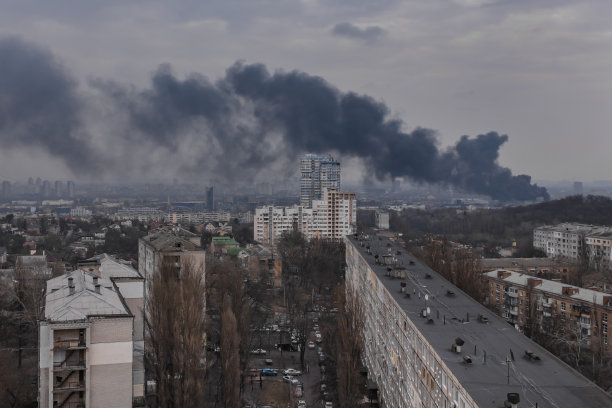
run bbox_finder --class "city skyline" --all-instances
[0,1,610,189]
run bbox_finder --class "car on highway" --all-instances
[250,348,267,355]
[283,368,302,376]
[261,368,277,376]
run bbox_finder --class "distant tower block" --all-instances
[206,186,214,210]
[300,153,340,208]
[573,181,583,196]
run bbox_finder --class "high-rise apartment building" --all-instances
[1,180,11,197]
[54,180,64,197]
[66,180,75,198]
[299,154,340,208]
[206,186,214,210]
[345,234,612,408]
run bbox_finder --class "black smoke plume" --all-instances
[0,38,549,201]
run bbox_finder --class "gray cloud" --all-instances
[0,37,100,174]
[0,36,547,200]
[331,22,386,43]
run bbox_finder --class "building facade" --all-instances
[38,265,143,408]
[484,269,612,352]
[345,234,612,408]
[254,188,356,246]
[533,223,612,268]
[299,154,340,208]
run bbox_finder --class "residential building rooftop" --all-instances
[44,270,131,322]
[347,234,612,408]
[485,269,612,307]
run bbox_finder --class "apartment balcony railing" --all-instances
[53,339,86,350]
[53,359,85,371]
[53,381,85,392]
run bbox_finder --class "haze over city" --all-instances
[1,0,611,200]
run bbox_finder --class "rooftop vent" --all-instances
[95,284,101,294]
[463,355,472,364]
[504,392,520,408]
[93,276,98,285]
[452,337,465,353]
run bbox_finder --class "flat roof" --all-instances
[347,235,612,408]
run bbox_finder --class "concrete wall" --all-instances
[89,363,133,408]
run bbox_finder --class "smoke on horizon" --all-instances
[0,36,549,201]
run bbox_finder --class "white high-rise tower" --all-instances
[299,154,340,208]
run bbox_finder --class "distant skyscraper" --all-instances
[67,180,75,198]
[54,180,63,197]
[573,181,583,196]
[41,180,50,197]
[1,181,11,197]
[300,153,340,208]
[206,186,214,210]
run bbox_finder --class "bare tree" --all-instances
[145,258,206,408]
[335,283,365,408]
[453,249,485,302]
[220,295,240,408]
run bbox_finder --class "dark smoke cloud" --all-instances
[0,37,99,173]
[0,37,549,201]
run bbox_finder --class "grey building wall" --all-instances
[89,363,133,408]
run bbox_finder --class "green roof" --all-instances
[212,236,240,246]
[226,247,243,256]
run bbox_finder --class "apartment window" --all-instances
[603,323,608,335]
[603,313,608,323]
[561,302,566,311]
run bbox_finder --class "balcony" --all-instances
[507,290,519,298]
[543,311,552,318]
[53,381,85,393]
[53,339,86,350]
[509,307,519,315]
[53,359,86,371]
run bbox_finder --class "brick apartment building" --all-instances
[484,269,612,351]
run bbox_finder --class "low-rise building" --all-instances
[484,269,612,352]
[38,264,143,407]
[534,223,612,268]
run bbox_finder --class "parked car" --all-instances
[251,348,267,355]
[325,402,333,408]
[308,341,315,349]
[283,368,302,376]
[297,400,306,408]
[283,375,294,383]
[296,385,303,398]
[261,368,277,376]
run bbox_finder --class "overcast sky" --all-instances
[0,0,610,185]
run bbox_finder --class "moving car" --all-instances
[283,368,302,376]
[261,368,277,376]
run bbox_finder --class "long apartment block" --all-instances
[345,234,612,408]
